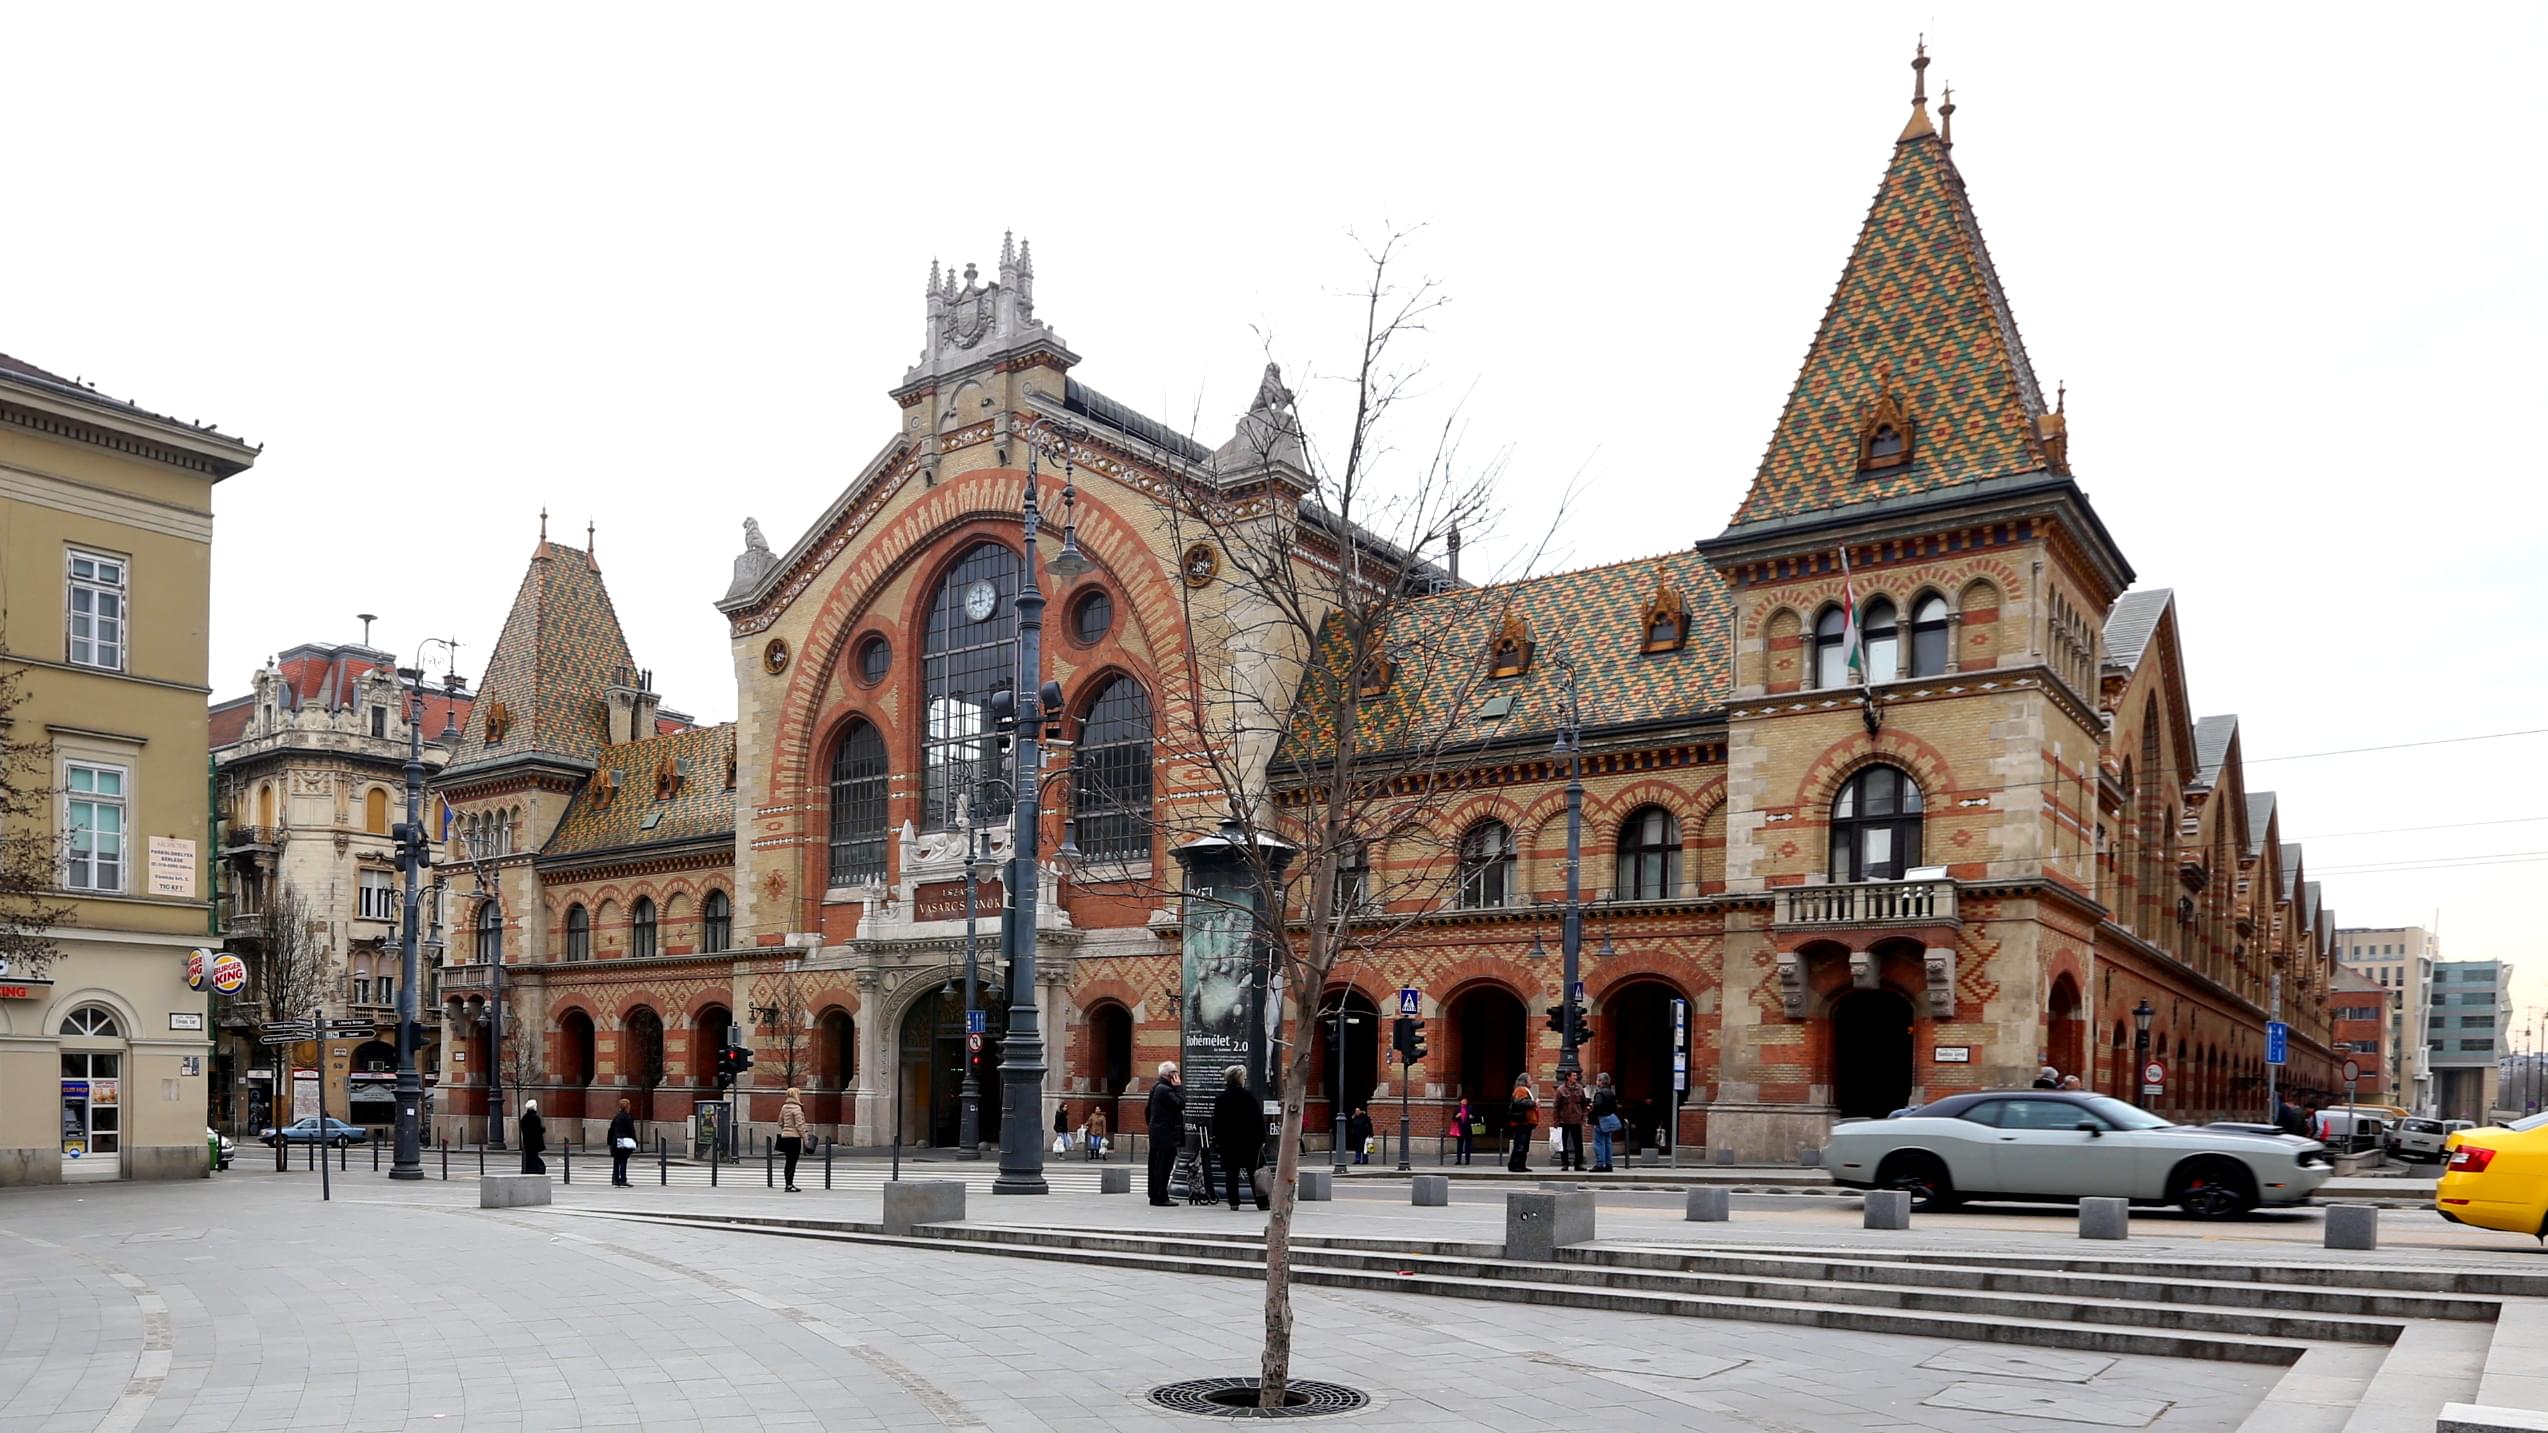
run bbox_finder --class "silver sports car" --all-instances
[1823,1090,2332,1218]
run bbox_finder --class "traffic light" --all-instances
[1544,1004,1567,1035]
[731,1041,756,1081]
[987,689,1018,754]
[1569,1001,1593,1045]
[1395,1017,1429,1067]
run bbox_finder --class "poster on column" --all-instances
[1178,882,1261,1136]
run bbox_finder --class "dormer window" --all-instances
[1641,581,1690,654]
[1857,380,1915,473]
[1355,652,1395,699]
[1867,425,1905,460]
[1487,610,1534,679]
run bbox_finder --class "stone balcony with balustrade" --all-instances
[1772,878,1959,933]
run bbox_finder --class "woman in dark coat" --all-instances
[606,1098,639,1187]
[518,1099,547,1175]
[1210,1066,1267,1211]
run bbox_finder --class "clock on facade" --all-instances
[963,579,999,622]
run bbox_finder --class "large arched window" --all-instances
[564,904,590,961]
[1615,806,1680,900]
[1909,594,1950,677]
[828,720,888,886]
[702,889,731,952]
[631,897,658,960]
[1811,606,1848,689]
[1074,677,1152,862]
[1861,598,1899,683]
[1457,821,1515,909]
[60,1006,122,1038]
[921,542,1023,831]
[363,787,389,835]
[475,900,503,962]
[1828,765,1924,882]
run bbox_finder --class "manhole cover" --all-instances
[1147,1377,1370,1419]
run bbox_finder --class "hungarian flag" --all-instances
[1839,546,1867,687]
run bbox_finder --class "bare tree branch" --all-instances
[0,655,73,977]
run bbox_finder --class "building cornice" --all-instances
[0,384,258,480]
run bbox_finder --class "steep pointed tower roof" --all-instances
[444,538,639,776]
[1727,43,2061,530]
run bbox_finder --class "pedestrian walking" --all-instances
[2060,1075,2083,1091]
[1506,1079,1538,1173]
[1054,1101,1072,1155]
[1553,1071,1589,1173]
[1211,1066,1268,1211]
[1451,1095,1476,1166]
[519,1099,547,1175]
[1348,1106,1374,1165]
[607,1098,638,1187]
[1145,1062,1185,1206]
[1086,1106,1108,1161]
[777,1087,809,1192]
[1589,1072,1622,1173]
[2032,1066,2061,1089]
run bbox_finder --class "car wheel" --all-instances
[2172,1158,2255,1220]
[1878,1152,1958,1212]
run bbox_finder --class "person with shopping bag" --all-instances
[777,1087,810,1192]
[1589,1072,1622,1173]
[1086,1106,1109,1161]
[607,1097,639,1187]
[1505,1079,1538,1173]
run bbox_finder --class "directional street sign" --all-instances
[965,1010,986,1034]
[2264,1021,2289,1067]
[1397,987,1420,1017]
[323,1024,378,1036]
[257,1031,314,1047]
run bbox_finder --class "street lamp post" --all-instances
[389,643,461,1181]
[991,416,1088,1196]
[1553,655,1585,1085]
[957,808,988,1158]
[2132,999,2155,1110]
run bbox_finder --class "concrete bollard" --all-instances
[1537,1180,1583,1193]
[1411,1174,1450,1207]
[1862,1189,1912,1230]
[2078,1197,2130,1240]
[880,1179,965,1237]
[1714,1147,1738,1166]
[1685,1187,1731,1222]
[2324,1204,2379,1252]
[1098,1165,1132,1195]
[1298,1169,1334,1202]
[479,1173,552,1209]
[1799,1148,1824,1167]
[1505,1190,1596,1261]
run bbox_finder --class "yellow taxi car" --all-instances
[2435,1111,2548,1240]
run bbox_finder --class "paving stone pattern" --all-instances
[0,1173,2281,1432]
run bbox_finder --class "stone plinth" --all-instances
[2078,1197,2129,1240]
[1862,1189,1911,1229]
[2324,1204,2378,1251]
[1685,1187,1731,1222]
[1505,1190,1595,1262]
[480,1174,552,1209]
[1411,1175,1449,1207]
[881,1179,965,1236]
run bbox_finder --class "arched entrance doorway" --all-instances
[57,1004,128,1183]
[1444,984,1527,1148]
[552,1014,596,1120]
[348,1039,400,1128]
[2046,974,2084,1086]
[1829,988,1915,1119]
[1310,987,1381,1143]
[1596,979,1685,1152]
[624,1007,666,1121]
[694,1006,734,1087]
[898,987,1006,1149]
[1088,1001,1134,1130]
[812,1006,854,1125]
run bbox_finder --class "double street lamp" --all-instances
[390,643,463,1182]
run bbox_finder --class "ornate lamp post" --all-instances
[1553,653,1586,1084]
[389,642,462,1181]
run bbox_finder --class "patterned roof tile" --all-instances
[446,542,638,773]
[544,724,737,858]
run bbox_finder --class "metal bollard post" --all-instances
[711,1141,719,1187]
[562,1141,571,1186]
[766,1138,775,1189]
[372,1139,380,1172]
[658,1135,667,1186]
[824,1137,833,1190]
[478,1143,485,1179]
[440,1136,449,1181]
[340,1139,348,1172]
[306,1138,315,1171]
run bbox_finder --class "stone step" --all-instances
[606,1207,2315,1364]
[2335,1320,2491,1433]
[2234,1343,2387,1433]
[2475,1297,2548,1412]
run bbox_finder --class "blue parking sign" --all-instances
[2265,1021,2288,1066]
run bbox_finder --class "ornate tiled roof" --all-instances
[1726,63,2057,530]
[1278,549,1733,767]
[445,542,638,774]
[544,724,737,858]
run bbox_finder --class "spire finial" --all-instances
[1898,37,1937,141]
[586,519,595,554]
[539,506,548,542]
[2056,379,2067,415]
[1939,81,1955,148]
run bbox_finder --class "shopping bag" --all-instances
[1052,1134,1069,1154]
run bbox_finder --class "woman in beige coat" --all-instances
[777,1088,810,1192]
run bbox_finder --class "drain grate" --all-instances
[1147,1378,1370,1419]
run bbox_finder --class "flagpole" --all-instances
[1839,545,1882,735]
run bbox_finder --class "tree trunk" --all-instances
[1259,978,1320,1407]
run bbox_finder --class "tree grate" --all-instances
[1146,1378,1371,1419]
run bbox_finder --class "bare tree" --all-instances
[0,658,72,978]
[757,973,808,1091]
[255,882,334,1027]
[1126,231,1555,1406]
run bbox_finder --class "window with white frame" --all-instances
[67,550,128,671]
[64,762,128,891]
[359,870,397,921]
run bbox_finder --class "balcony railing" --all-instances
[435,964,496,1000]
[223,825,282,853]
[217,901,269,940]
[1774,878,1959,932]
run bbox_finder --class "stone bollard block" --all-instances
[2079,1197,2130,1240]
[881,1179,965,1237]
[2325,1204,2379,1252]
[1862,1189,1912,1230]
[1411,1175,1450,1207]
[1298,1169,1334,1202]
[1537,1180,1582,1193]
[1505,1190,1596,1262]
[480,1173,552,1209]
[1714,1147,1738,1166]
[1097,1165,1131,1195]
[1799,1148,1824,1167]
[1685,1187,1731,1222]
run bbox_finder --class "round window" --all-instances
[1072,589,1114,646]
[856,636,891,685]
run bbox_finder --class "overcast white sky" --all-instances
[7,4,2542,1032]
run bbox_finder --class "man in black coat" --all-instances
[1144,1062,1184,1206]
[518,1100,547,1175]
[606,1098,639,1187]
[1210,1066,1267,1211]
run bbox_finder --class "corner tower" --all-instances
[1697,46,2135,1159]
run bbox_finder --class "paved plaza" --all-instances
[0,1166,2325,1433]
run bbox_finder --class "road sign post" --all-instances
[2142,1060,2166,1102]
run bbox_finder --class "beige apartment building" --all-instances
[2338,924,2437,1111]
[0,353,257,1185]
